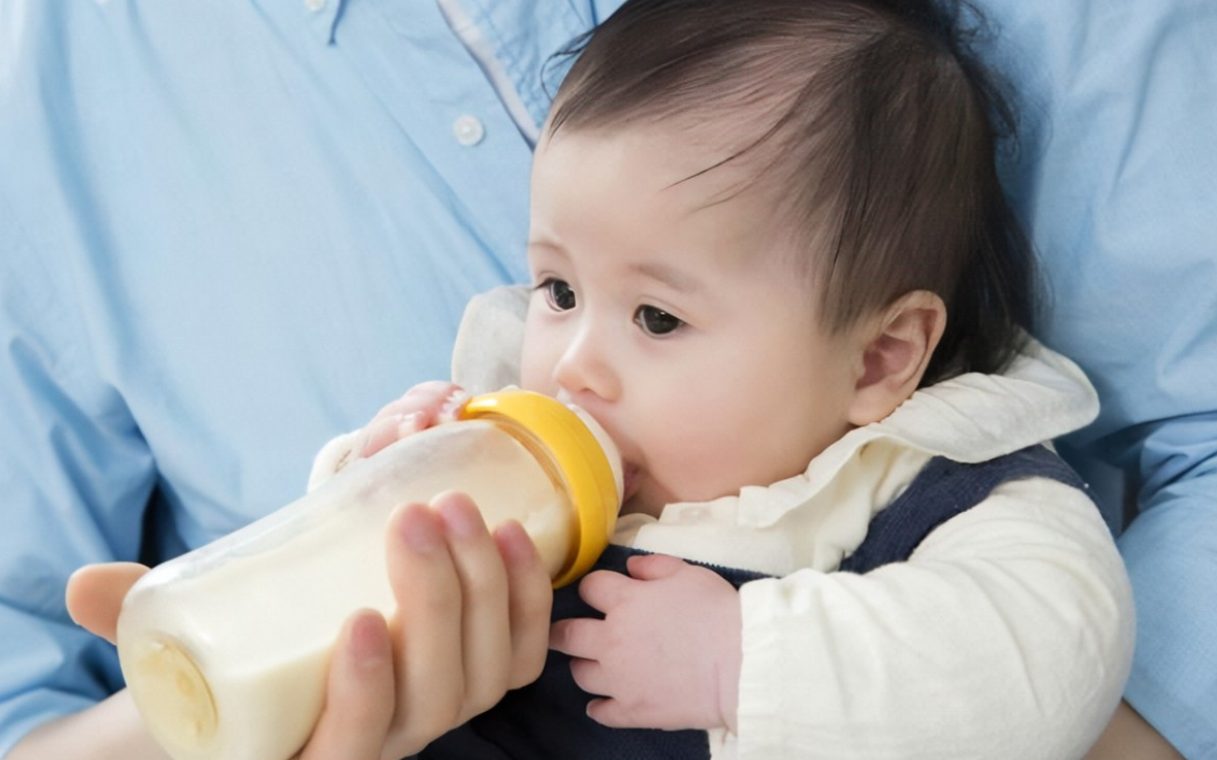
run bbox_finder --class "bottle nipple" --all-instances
[459,389,622,586]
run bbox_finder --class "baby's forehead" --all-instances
[532,120,814,267]
[559,101,795,182]
[541,122,794,238]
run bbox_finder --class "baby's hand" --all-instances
[549,554,743,734]
[309,382,468,490]
[354,381,468,460]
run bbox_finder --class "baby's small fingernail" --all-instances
[439,389,470,422]
[396,412,421,437]
[352,428,372,457]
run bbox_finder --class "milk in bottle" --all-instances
[115,389,622,760]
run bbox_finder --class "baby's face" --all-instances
[520,124,865,517]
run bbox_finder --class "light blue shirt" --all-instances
[980,2,1217,758]
[0,0,621,754]
[2,1,1215,757]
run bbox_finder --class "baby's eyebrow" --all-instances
[526,239,573,266]
[527,238,565,253]
[630,261,702,293]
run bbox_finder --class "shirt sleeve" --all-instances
[0,206,155,758]
[732,477,1134,760]
[973,2,1217,756]
[1116,420,1217,760]
[0,0,545,752]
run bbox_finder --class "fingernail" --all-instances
[352,428,371,458]
[399,505,442,551]
[494,520,539,565]
[439,389,470,422]
[396,411,421,438]
[348,611,388,667]
[439,493,483,539]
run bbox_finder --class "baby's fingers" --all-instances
[586,696,672,730]
[359,408,426,458]
[549,617,604,661]
[359,381,467,457]
[575,568,634,613]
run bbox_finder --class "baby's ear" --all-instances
[847,290,946,426]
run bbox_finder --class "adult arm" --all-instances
[7,692,168,760]
[973,0,1217,753]
[0,206,158,759]
[1083,420,1217,760]
[1085,701,1185,760]
[11,496,552,760]
[733,477,1134,760]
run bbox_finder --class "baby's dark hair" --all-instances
[549,0,1037,385]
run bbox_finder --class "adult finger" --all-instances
[66,562,150,644]
[297,610,395,760]
[493,520,552,688]
[382,502,466,751]
[434,492,513,718]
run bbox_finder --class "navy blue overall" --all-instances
[412,445,1090,760]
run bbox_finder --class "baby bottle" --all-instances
[115,389,622,760]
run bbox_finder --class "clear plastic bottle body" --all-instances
[116,395,619,760]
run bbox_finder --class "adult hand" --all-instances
[299,494,551,759]
[67,491,552,760]
[66,561,151,643]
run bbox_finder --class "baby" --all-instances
[312,0,1134,757]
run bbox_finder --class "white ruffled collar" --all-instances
[657,336,1098,531]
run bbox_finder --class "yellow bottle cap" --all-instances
[460,390,621,587]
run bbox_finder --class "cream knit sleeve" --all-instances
[727,477,1134,760]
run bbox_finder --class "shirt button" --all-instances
[305,0,325,12]
[453,115,486,146]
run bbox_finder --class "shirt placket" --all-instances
[307,0,538,283]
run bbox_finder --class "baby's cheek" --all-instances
[518,331,557,393]
[658,442,740,505]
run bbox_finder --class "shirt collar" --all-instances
[864,335,1099,460]
[710,336,1099,529]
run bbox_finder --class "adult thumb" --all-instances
[66,562,149,644]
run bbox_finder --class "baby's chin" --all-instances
[620,488,666,519]
[619,474,706,519]
[622,476,748,519]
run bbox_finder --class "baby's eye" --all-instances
[634,305,684,336]
[541,278,577,311]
